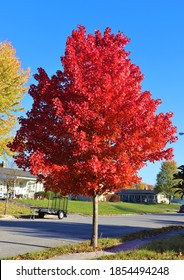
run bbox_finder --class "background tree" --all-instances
[155,160,179,202]
[0,161,18,215]
[172,165,184,199]
[0,41,29,158]
[9,26,177,248]
[130,181,152,190]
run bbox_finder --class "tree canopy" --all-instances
[9,26,177,247]
[0,41,29,157]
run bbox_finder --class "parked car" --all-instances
[178,205,184,213]
[0,191,7,200]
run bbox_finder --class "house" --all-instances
[0,162,44,198]
[156,193,170,204]
[116,189,171,204]
[116,189,157,204]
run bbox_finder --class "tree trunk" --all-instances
[169,195,171,204]
[4,197,8,215]
[91,193,98,249]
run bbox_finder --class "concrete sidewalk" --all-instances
[49,228,184,260]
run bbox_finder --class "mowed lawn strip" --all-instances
[0,199,180,216]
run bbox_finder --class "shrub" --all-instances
[45,191,55,200]
[108,194,121,202]
[34,192,45,200]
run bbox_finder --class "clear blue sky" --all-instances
[1,0,184,185]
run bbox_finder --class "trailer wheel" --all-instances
[58,210,64,219]
[38,212,45,218]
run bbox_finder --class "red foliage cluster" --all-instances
[9,26,177,196]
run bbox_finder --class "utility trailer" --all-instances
[30,196,68,219]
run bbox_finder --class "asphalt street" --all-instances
[0,213,184,258]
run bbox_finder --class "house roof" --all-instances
[117,189,155,195]
[0,167,36,180]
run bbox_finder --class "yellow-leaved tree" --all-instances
[0,41,29,157]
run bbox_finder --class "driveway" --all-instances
[0,213,184,258]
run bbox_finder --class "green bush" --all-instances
[45,191,55,200]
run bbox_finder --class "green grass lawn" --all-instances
[0,199,180,216]
[0,200,30,217]
[97,233,184,260]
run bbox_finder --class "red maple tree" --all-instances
[9,26,177,247]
